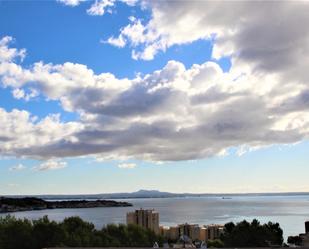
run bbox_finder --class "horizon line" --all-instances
[2,190,309,197]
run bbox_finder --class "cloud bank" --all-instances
[108,0,309,71]
[1,1,309,162]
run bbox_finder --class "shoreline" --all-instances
[0,197,132,213]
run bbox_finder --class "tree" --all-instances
[287,235,302,246]
[0,215,163,249]
[221,219,283,247]
[0,216,33,249]
[61,216,96,247]
[32,216,65,249]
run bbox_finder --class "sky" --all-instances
[1,0,309,195]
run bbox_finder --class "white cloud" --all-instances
[57,0,138,15]
[57,0,86,7]
[9,164,26,171]
[1,24,309,162]
[108,0,309,75]
[12,88,38,101]
[0,36,25,63]
[12,88,25,99]
[87,0,115,16]
[0,107,82,158]
[118,163,137,169]
[33,160,67,171]
[107,16,160,60]
[105,36,126,48]
[121,0,138,6]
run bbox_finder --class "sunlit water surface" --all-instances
[1,195,309,240]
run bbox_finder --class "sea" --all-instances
[1,195,309,241]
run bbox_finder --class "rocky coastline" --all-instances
[0,197,132,213]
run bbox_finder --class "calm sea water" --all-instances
[1,195,309,240]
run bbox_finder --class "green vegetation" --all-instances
[0,215,163,249]
[221,219,283,247]
[0,197,132,213]
[0,216,285,248]
[207,239,224,248]
[287,235,302,246]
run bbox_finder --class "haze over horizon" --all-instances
[1,1,309,195]
[6,189,309,198]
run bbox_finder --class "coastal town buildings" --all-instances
[160,223,224,242]
[300,233,309,247]
[300,221,309,246]
[127,209,224,242]
[290,221,309,247]
[167,226,180,240]
[205,224,225,240]
[178,223,201,241]
[199,227,207,241]
[126,209,160,234]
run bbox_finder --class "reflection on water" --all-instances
[1,195,309,240]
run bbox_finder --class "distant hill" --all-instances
[4,189,309,200]
[4,189,183,200]
[106,189,177,198]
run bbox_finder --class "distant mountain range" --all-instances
[4,189,309,200]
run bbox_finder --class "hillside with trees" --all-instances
[0,215,163,249]
[0,197,132,213]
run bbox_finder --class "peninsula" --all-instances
[0,197,132,213]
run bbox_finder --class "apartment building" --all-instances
[126,209,160,235]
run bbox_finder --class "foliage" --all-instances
[0,197,47,209]
[0,215,162,249]
[287,235,302,246]
[0,216,33,249]
[221,219,283,247]
[0,197,131,212]
[0,216,286,248]
[207,239,224,248]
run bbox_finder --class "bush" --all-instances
[287,235,302,246]
[221,219,283,247]
[207,239,224,248]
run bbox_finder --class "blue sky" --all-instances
[0,1,309,195]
